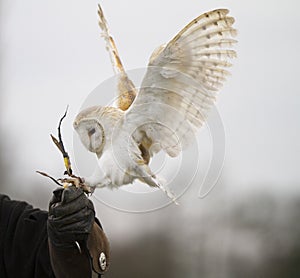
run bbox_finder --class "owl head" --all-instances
[74,105,124,157]
[73,106,106,157]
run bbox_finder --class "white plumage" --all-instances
[73,6,237,202]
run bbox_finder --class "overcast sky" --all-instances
[1,0,300,209]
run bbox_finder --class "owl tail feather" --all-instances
[138,165,179,205]
[156,178,179,206]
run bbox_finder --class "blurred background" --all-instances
[1,0,300,277]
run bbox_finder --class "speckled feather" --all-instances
[74,7,237,202]
[125,8,237,157]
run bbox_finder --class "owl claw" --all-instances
[59,176,93,194]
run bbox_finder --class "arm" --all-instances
[47,186,110,277]
[0,188,110,278]
[0,194,54,277]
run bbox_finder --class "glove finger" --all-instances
[48,207,94,246]
[48,187,64,209]
[61,186,84,204]
[47,220,91,247]
[86,199,95,213]
[51,212,94,234]
[50,193,94,218]
[49,206,95,229]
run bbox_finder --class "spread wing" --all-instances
[124,9,237,159]
[97,4,137,111]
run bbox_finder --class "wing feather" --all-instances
[97,4,137,111]
[124,9,237,158]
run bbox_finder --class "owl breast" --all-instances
[100,149,135,187]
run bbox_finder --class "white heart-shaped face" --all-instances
[74,118,105,155]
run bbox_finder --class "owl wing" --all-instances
[123,9,237,159]
[97,4,137,111]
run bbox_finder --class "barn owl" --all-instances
[73,5,237,202]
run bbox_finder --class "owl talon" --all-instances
[58,176,93,194]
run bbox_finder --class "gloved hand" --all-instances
[47,186,95,249]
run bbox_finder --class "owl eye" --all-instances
[88,128,96,137]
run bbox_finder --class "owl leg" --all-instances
[82,171,112,190]
[137,165,179,205]
[94,177,112,188]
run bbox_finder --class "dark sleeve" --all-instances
[0,194,55,278]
